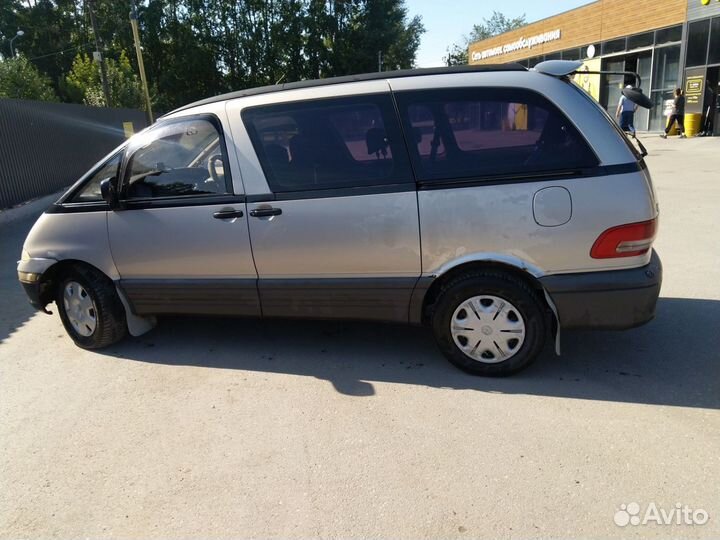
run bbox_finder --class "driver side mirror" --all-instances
[100,177,118,209]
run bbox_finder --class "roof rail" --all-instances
[164,63,527,117]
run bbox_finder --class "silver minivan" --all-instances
[17,60,662,376]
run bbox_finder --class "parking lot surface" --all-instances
[1,136,719,539]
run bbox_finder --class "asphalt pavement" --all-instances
[1,135,718,539]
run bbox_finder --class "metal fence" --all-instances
[0,99,147,209]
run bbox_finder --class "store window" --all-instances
[602,38,626,55]
[561,48,581,61]
[544,52,561,61]
[627,32,654,50]
[649,45,681,131]
[687,19,710,67]
[655,25,682,45]
[601,58,626,115]
[653,46,681,89]
[709,17,720,65]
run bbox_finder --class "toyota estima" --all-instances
[18,60,662,376]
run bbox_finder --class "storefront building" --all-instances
[468,0,720,133]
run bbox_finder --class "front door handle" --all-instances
[213,209,244,219]
[250,207,282,218]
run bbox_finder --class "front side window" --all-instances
[124,117,230,199]
[70,153,122,202]
[395,88,598,183]
[242,95,413,193]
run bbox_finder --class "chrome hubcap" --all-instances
[451,295,526,363]
[63,281,97,337]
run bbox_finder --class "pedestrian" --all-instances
[616,85,638,137]
[661,88,686,139]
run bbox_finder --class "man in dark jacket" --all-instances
[661,88,686,138]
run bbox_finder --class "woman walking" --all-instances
[661,88,686,138]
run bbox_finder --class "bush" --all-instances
[0,54,58,101]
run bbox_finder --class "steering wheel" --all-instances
[206,154,225,191]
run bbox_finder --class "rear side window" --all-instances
[395,88,598,183]
[124,117,231,199]
[242,95,413,193]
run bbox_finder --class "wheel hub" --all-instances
[63,281,97,337]
[450,295,526,363]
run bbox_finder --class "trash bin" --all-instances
[684,113,702,137]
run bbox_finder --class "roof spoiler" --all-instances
[533,60,653,109]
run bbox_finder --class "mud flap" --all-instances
[543,288,561,355]
[115,284,157,337]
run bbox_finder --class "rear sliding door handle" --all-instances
[213,209,244,219]
[250,207,282,218]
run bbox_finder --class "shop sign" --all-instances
[685,67,707,114]
[471,29,562,61]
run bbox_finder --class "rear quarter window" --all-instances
[395,87,599,183]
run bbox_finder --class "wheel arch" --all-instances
[416,259,552,327]
[35,259,109,310]
[37,259,155,337]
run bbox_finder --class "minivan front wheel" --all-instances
[56,265,127,349]
[431,272,546,376]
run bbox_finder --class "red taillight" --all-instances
[590,219,657,259]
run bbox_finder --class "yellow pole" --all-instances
[129,6,153,124]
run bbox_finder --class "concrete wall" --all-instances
[0,99,147,209]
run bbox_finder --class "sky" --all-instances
[407,0,595,67]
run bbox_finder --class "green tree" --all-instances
[444,11,527,66]
[340,0,424,74]
[0,54,57,100]
[2,0,425,111]
[65,50,143,108]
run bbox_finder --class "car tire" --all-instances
[56,264,127,349]
[431,271,547,376]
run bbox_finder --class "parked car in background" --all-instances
[18,61,661,375]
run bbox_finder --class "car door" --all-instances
[107,113,260,316]
[228,89,422,322]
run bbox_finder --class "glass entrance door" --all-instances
[650,45,681,131]
[635,52,652,131]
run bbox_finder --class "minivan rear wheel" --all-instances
[56,265,127,349]
[431,272,547,376]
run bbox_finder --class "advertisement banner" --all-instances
[573,58,602,102]
[684,67,707,114]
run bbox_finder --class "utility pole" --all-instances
[87,0,112,107]
[377,51,383,72]
[130,3,153,124]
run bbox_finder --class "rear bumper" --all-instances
[540,250,662,330]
